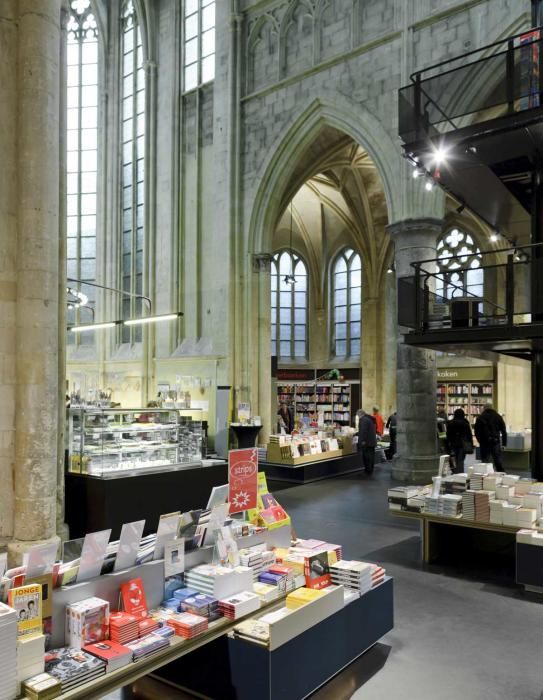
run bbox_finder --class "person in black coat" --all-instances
[446,408,473,474]
[386,412,397,458]
[357,410,377,475]
[474,404,507,472]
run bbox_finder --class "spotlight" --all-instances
[490,233,498,243]
[425,179,435,192]
[387,267,394,275]
[432,145,449,167]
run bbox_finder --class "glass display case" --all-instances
[68,408,204,477]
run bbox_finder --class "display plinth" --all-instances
[230,424,262,448]
[516,542,543,590]
[261,451,361,484]
[65,461,227,539]
[153,578,394,700]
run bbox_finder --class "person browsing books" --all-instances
[357,409,377,475]
[445,408,473,474]
[474,403,507,472]
[372,406,385,438]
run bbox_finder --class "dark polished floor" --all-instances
[108,463,543,700]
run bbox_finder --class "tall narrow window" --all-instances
[436,229,483,300]
[121,0,145,343]
[271,252,308,360]
[332,249,361,357]
[67,0,98,345]
[183,0,215,92]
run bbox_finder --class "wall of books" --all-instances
[277,382,355,428]
[436,366,495,425]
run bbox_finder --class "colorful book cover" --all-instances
[44,647,106,682]
[304,552,332,590]
[83,640,132,663]
[8,583,42,637]
[120,578,149,619]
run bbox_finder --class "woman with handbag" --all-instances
[446,408,474,474]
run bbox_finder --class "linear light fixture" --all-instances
[69,312,183,333]
[124,312,182,326]
[71,321,120,333]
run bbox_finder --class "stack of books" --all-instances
[462,491,475,520]
[21,673,61,700]
[167,612,208,639]
[231,619,270,645]
[109,612,139,644]
[496,484,515,500]
[137,617,160,637]
[162,598,181,612]
[65,597,109,649]
[502,503,521,526]
[154,625,175,640]
[441,494,462,517]
[185,564,253,598]
[173,587,199,604]
[218,591,261,619]
[483,474,502,491]
[517,529,543,545]
[371,565,386,588]
[330,560,373,593]
[44,648,106,693]
[126,633,170,660]
[474,491,491,522]
[17,633,45,686]
[83,641,133,672]
[443,474,468,495]
[286,587,326,610]
[423,496,441,514]
[180,593,221,621]
[523,493,543,518]
[253,582,281,604]
[502,474,520,488]
[516,508,537,528]
[490,499,505,524]
[239,546,276,580]
[388,486,425,511]
[469,474,484,491]
[0,603,18,700]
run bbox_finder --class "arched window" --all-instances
[67,0,99,344]
[332,248,361,357]
[436,228,483,299]
[120,0,145,343]
[271,251,308,359]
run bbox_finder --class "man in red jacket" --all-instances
[372,406,384,438]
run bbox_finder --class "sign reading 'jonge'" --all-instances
[228,448,258,514]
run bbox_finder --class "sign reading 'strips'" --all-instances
[228,448,258,513]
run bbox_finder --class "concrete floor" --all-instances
[276,464,543,700]
[107,463,543,699]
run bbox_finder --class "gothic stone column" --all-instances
[388,218,443,483]
[9,0,62,562]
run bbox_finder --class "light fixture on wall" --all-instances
[283,201,296,286]
[70,311,184,333]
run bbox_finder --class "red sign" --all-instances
[228,448,258,513]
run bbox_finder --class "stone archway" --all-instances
[243,97,401,439]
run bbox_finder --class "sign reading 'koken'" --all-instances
[228,448,258,514]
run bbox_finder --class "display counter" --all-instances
[65,459,227,539]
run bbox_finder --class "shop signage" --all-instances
[437,366,494,382]
[276,369,314,381]
[228,448,258,513]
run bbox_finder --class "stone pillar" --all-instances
[0,0,17,545]
[388,218,442,483]
[9,0,62,562]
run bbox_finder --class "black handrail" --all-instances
[409,241,543,269]
[408,25,543,83]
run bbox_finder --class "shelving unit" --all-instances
[436,381,494,425]
[276,382,353,428]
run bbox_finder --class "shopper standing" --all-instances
[372,406,385,438]
[474,404,507,472]
[386,411,397,458]
[277,402,294,434]
[357,409,377,475]
[445,408,473,474]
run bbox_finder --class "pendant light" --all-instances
[283,201,296,286]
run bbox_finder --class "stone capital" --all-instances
[252,252,272,272]
[386,217,444,241]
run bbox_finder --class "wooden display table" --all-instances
[261,451,361,485]
[390,510,522,564]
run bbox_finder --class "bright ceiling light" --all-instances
[123,313,182,326]
[425,179,435,192]
[432,145,449,167]
[490,233,498,242]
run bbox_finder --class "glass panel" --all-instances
[67,151,79,172]
[80,128,97,150]
[67,238,77,258]
[279,253,292,275]
[336,323,347,340]
[81,85,97,107]
[202,4,215,30]
[202,55,215,83]
[351,304,361,322]
[335,257,347,273]
[279,324,291,340]
[80,216,95,236]
[294,341,305,358]
[82,41,97,65]
[350,269,361,287]
[67,195,78,216]
[335,272,347,289]
[67,217,78,236]
[350,321,360,339]
[334,288,347,306]
[67,129,79,152]
[294,308,306,324]
[185,0,198,16]
[81,193,96,215]
[279,308,291,324]
[294,274,306,291]
[67,43,79,66]
[81,237,95,257]
[279,291,291,308]
[202,29,215,57]
[67,87,79,109]
[82,62,97,86]
[350,338,360,356]
[67,65,79,87]
[81,106,97,128]
[294,325,305,340]
[335,306,347,323]
[185,37,198,64]
[185,13,198,40]
[280,341,290,357]
[67,173,79,194]
[67,108,79,130]
[335,340,346,356]
[294,291,305,308]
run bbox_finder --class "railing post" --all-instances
[414,264,421,331]
[414,73,422,140]
[423,279,430,331]
[506,253,515,326]
[506,39,515,113]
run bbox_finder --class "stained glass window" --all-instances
[436,229,483,299]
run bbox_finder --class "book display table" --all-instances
[391,510,521,565]
[261,451,362,485]
[152,578,394,700]
[65,460,227,539]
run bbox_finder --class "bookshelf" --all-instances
[276,381,353,428]
[436,380,494,425]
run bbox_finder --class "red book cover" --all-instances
[259,505,288,525]
[268,565,291,576]
[120,578,149,619]
[304,552,332,590]
[83,640,132,662]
